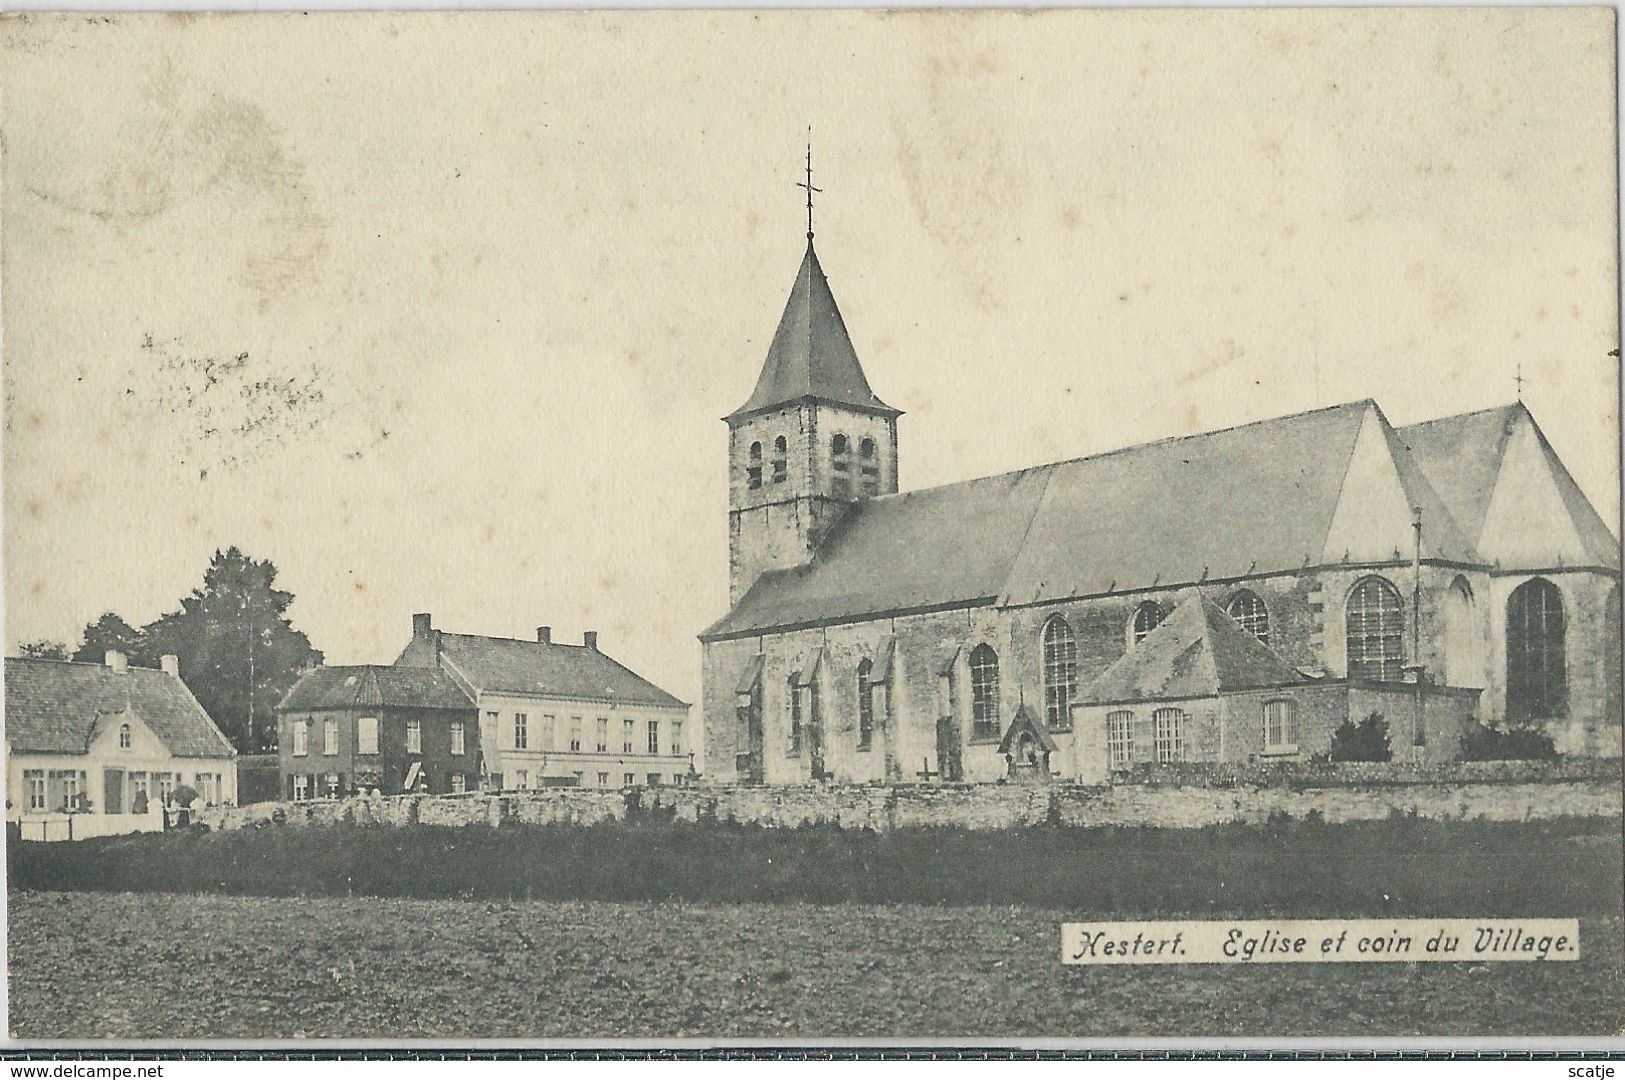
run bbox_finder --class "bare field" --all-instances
[9,891,1622,1040]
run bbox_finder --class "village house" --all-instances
[4,651,237,837]
[275,664,479,799]
[393,615,692,789]
[699,232,1621,785]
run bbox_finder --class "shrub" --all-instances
[1460,722,1558,762]
[1329,711,1393,762]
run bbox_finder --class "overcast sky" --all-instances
[4,9,1617,706]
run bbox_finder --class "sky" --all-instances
[3,9,1618,708]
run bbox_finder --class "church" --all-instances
[698,228,1622,786]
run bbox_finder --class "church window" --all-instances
[856,658,874,749]
[1132,601,1166,645]
[1506,578,1567,721]
[771,436,788,483]
[1262,700,1297,751]
[1226,590,1270,644]
[1106,711,1134,768]
[787,677,802,756]
[1041,616,1078,730]
[1345,576,1405,682]
[746,441,763,491]
[969,644,1000,739]
[859,437,880,497]
[1153,708,1185,763]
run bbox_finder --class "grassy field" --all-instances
[8,891,1622,1039]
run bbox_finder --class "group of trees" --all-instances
[18,547,322,754]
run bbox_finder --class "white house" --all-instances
[5,651,238,838]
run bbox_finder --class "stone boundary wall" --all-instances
[195,761,1622,834]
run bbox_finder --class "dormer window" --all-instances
[746,441,763,491]
[859,437,879,497]
[771,436,788,484]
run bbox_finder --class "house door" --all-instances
[103,768,125,814]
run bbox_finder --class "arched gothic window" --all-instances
[746,441,762,491]
[1132,601,1166,644]
[969,644,1000,739]
[1507,578,1567,720]
[1226,590,1270,644]
[1041,616,1078,730]
[831,434,852,499]
[787,675,802,755]
[771,436,788,484]
[856,657,874,749]
[859,437,880,497]
[1346,576,1405,681]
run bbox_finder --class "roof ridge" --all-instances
[1396,401,1523,430]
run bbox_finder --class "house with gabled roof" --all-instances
[699,231,1619,786]
[5,651,237,830]
[394,615,691,790]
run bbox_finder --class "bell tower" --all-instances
[725,149,901,606]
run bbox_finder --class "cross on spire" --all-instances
[1516,363,1525,401]
[796,138,821,242]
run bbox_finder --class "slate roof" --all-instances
[395,633,687,708]
[703,400,1480,640]
[727,241,900,421]
[1080,594,1310,705]
[1398,402,1620,569]
[277,665,474,712]
[3,657,236,758]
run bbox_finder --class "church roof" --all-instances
[1397,402,1619,571]
[277,665,475,712]
[1080,594,1310,705]
[727,241,899,422]
[703,399,1483,640]
[395,632,687,708]
[4,656,236,758]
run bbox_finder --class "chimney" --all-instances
[536,626,552,645]
[105,650,128,675]
[160,654,180,677]
[583,631,598,651]
[412,613,433,637]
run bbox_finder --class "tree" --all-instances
[71,612,148,665]
[1461,722,1558,761]
[142,547,322,754]
[17,639,72,660]
[1329,711,1393,762]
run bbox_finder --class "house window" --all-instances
[130,773,149,800]
[61,771,80,810]
[195,773,218,805]
[856,658,874,749]
[293,719,308,756]
[323,718,338,756]
[1132,601,1166,644]
[514,713,529,751]
[788,678,802,756]
[746,441,763,491]
[859,437,879,496]
[771,435,788,483]
[1041,616,1078,729]
[450,720,465,756]
[969,644,1000,739]
[597,771,610,787]
[1507,578,1567,720]
[623,772,635,787]
[1153,708,1185,763]
[672,721,684,757]
[1263,700,1298,752]
[1346,576,1405,682]
[569,718,582,752]
[1226,590,1270,644]
[622,717,634,753]
[514,769,528,790]
[406,717,422,754]
[157,774,174,804]
[596,717,609,753]
[540,715,555,751]
[647,720,660,755]
[24,770,45,811]
[293,774,310,801]
[450,772,465,794]
[1106,711,1135,768]
[118,723,132,750]
[646,773,662,787]
[323,772,340,798]
[357,716,379,756]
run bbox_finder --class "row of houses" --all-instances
[4,616,692,830]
